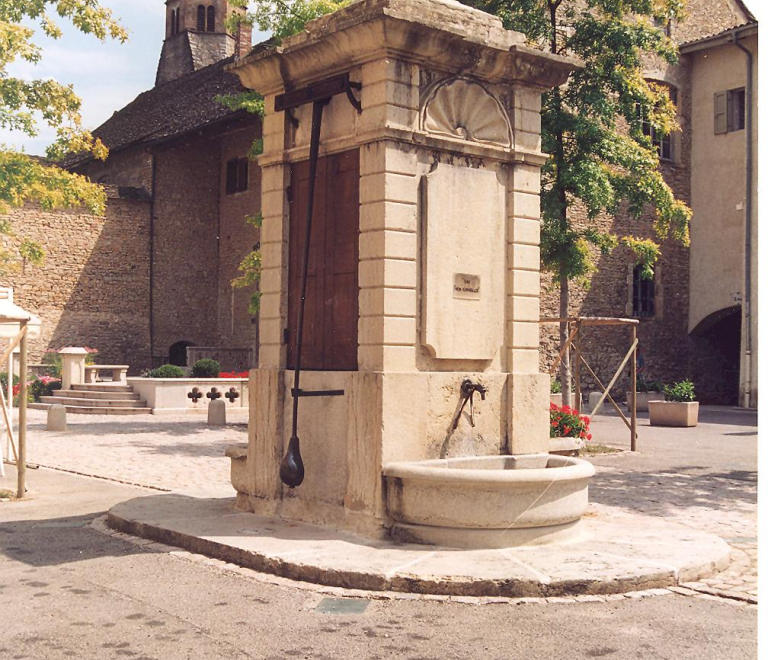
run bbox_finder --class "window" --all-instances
[632,266,655,318]
[197,5,206,31]
[715,88,745,134]
[641,85,677,162]
[226,157,249,194]
[207,6,216,32]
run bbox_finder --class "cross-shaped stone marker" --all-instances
[225,387,240,403]
[187,387,203,403]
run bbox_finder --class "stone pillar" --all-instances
[228,0,579,536]
[59,347,88,391]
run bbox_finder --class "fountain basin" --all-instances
[383,454,595,548]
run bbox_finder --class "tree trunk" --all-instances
[559,274,571,407]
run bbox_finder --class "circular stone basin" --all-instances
[383,454,595,548]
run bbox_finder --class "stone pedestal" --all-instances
[229,0,578,536]
[59,347,88,391]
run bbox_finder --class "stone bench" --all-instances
[84,365,129,384]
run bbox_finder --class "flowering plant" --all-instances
[550,403,592,441]
[219,371,249,379]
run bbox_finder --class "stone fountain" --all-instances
[227,0,594,547]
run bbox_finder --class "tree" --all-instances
[0,1,127,272]
[463,0,692,404]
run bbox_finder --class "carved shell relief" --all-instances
[421,78,512,148]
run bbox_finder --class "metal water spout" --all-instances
[451,378,488,430]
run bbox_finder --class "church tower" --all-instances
[156,0,252,86]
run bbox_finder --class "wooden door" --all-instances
[287,149,359,370]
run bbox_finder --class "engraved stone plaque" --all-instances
[453,273,481,300]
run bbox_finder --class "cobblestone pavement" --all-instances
[12,408,247,492]
[588,406,757,604]
[5,405,757,605]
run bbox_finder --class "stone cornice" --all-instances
[228,0,580,96]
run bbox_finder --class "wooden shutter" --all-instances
[287,150,359,371]
[237,158,249,192]
[226,159,238,195]
[714,91,727,134]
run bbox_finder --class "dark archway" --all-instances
[690,307,741,405]
[169,341,195,367]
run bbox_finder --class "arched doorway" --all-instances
[690,307,741,405]
[169,341,195,367]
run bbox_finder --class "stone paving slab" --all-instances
[107,489,731,599]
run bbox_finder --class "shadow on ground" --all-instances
[591,466,757,518]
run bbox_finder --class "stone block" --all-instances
[47,404,67,432]
[508,321,540,349]
[508,217,540,245]
[359,287,417,318]
[359,259,418,289]
[510,164,541,193]
[360,201,418,233]
[359,229,417,261]
[507,348,539,374]
[508,191,541,220]
[507,269,540,296]
[509,244,540,271]
[360,171,418,205]
[506,372,549,455]
[208,399,227,426]
[508,296,540,322]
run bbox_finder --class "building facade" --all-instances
[1,0,758,404]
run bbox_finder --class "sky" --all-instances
[0,0,762,157]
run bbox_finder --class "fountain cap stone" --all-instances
[59,347,89,355]
[229,0,581,94]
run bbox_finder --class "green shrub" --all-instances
[636,375,663,392]
[550,379,562,394]
[663,380,696,403]
[147,364,185,379]
[191,359,220,378]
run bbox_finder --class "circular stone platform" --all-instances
[107,488,731,598]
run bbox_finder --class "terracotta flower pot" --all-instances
[648,401,699,428]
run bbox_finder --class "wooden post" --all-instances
[17,322,27,499]
[630,324,637,452]
[574,320,582,411]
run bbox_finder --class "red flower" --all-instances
[587,434,592,441]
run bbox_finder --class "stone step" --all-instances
[55,389,140,401]
[41,396,147,408]
[29,403,152,415]
[71,383,134,393]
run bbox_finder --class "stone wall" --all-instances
[151,134,222,364]
[0,189,152,371]
[217,122,261,358]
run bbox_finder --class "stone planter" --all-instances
[550,393,563,406]
[627,391,665,413]
[648,401,699,427]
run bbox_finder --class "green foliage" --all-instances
[227,0,351,43]
[0,1,127,273]
[214,91,265,117]
[622,235,661,280]
[550,379,562,394]
[232,246,262,315]
[42,349,61,377]
[0,371,19,391]
[191,359,221,379]
[462,0,692,283]
[147,364,185,379]
[636,374,662,392]
[663,379,696,402]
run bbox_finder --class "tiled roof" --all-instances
[675,0,757,45]
[65,56,245,167]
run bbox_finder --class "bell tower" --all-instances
[156,0,251,86]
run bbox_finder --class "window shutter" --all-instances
[226,159,238,195]
[714,91,727,134]
[237,159,249,193]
